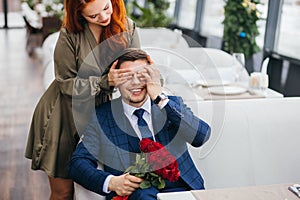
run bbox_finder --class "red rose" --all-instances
[154,162,180,182]
[140,138,164,153]
[139,138,180,183]
[112,195,128,200]
[148,150,176,168]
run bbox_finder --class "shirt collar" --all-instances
[122,96,152,118]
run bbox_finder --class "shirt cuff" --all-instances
[103,175,113,193]
[159,98,169,109]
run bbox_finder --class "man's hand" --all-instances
[141,56,163,100]
[108,174,143,196]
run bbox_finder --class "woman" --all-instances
[25,0,140,199]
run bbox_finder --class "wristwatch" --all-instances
[154,92,168,104]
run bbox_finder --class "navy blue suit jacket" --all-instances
[68,96,211,196]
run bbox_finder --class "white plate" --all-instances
[209,85,247,95]
[194,80,233,87]
[202,80,231,87]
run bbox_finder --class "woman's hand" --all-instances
[108,60,134,87]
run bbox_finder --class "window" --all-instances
[276,0,300,59]
[177,0,197,29]
[200,0,225,37]
[0,0,24,28]
[200,0,268,49]
[167,0,177,18]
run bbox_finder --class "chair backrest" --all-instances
[143,47,198,84]
[42,31,59,66]
[143,47,249,87]
[43,60,55,90]
[137,27,189,49]
[42,16,62,41]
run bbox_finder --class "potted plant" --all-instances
[21,0,64,20]
[222,0,262,60]
[21,0,63,54]
[126,0,173,27]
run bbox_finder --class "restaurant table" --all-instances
[163,83,283,102]
[157,183,300,200]
[184,97,300,190]
[194,85,283,100]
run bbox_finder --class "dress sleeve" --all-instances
[53,29,112,100]
[127,18,141,48]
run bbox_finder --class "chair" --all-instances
[137,27,189,49]
[144,47,249,86]
[183,48,249,86]
[73,138,106,200]
[143,47,250,100]
[21,3,61,56]
[142,47,203,101]
[41,16,61,41]
[74,171,105,200]
[42,32,59,66]
[43,60,55,89]
[42,32,60,90]
[22,3,43,55]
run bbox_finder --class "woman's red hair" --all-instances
[62,0,127,40]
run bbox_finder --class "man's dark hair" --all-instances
[115,48,150,69]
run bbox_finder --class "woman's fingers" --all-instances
[147,55,154,65]
[111,60,118,69]
[108,68,134,86]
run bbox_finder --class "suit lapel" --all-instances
[108,99,172,169]
[151,103,168,142]
[110,98,139,169]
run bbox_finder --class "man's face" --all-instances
[118,59,148,108]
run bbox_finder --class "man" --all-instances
[68,48,211,200]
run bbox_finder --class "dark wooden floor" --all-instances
[0,28,50,199]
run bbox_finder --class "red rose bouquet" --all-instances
[112,138,180,199]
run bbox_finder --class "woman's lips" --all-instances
[101,18,109,24]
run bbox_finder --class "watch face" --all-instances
[154,93,168,104]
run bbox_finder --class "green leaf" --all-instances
[157,179,166,189]
[151,177,160,187]
[136,154,141,162]
[222,0,262,58]
[149,172,159,177]
[134,173,145,178]
[124,166,135,174]
[140,180,151,189]
[127,0,173,27]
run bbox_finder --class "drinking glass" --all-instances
[232,53,245,67]
[232,53,246,84]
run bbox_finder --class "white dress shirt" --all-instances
[103,96,169,193]
[122,96,155,141]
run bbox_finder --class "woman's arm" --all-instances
[128,19,141,48]
[53,29,112,100]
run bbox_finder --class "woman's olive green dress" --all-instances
[25,19,140,178]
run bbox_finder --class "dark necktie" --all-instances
[133,109,152,139]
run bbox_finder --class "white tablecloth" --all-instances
[187,97,300,189]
